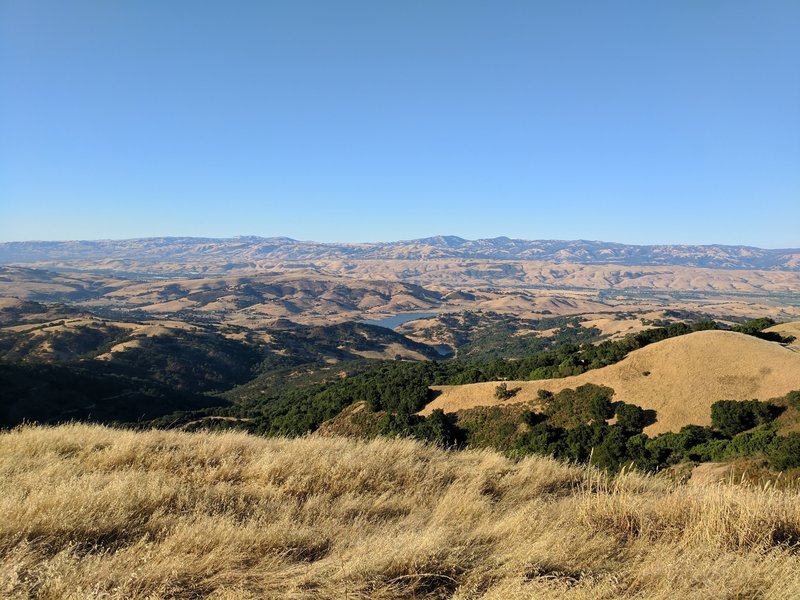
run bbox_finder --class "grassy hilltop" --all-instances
[2,424,800,599]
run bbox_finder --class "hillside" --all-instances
[766,320,800,349]
[422,330,800,435]
[3,236,800,270]
[2,425,800,599]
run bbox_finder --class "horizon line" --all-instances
[1,235,799,252]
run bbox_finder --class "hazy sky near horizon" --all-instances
[1,1,798,247]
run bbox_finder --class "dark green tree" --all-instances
[615,403,647,433]
[769,434,800,470]
[711,400,774,437]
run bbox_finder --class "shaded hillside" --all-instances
[0,266,129,301]
[766,320,800,349]
[0,298,81,326]
[0,364,226,427]
[2,425,799,599]
[96,272,442,316]
[0,308,444,429]
[0,318,263,392]
[261,321,441,368]
[397,311,600,360]
[422,331,800,434]
[0,314,440,374]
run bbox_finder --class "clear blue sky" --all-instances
[1,1,798,247]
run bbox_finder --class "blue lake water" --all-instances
[361,312,438,330]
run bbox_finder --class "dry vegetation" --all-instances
[424,330,800,435]
[2,425,800,599]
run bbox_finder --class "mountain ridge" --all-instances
[2,236,800,271]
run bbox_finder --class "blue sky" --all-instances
[1,1,798,247]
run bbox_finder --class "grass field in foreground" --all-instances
[2,424,800,599]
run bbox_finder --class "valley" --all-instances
[2,236,800,479]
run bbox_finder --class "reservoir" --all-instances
[361,312,438,330]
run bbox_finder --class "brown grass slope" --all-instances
[2,425,800,599]
[423,330,800,435]
[766,320,800,350]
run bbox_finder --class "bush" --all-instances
[732,318,776,336]
[564,423,602,462]
[769,433,800,470]
[494,383,518,400]
[515,423,566,457]
[615,403,647,432]
[589,394,615,423]
[544,384,615,428]
[723,425,777,458]
[414,409,463,446]
[688,439,730,462]
[521,410,547,427]
[710,400,775,437]
[625,433,657,471]
[646,425,716,465]
[377,409,463,447]
[590,425,630,471]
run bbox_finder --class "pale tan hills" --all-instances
[421,331,800,435]
[4,236,799,272]
[305,258,800,293]
[3,263,800,333]
[87,271,445,326]
[0,316,206,362]
[0,266,129,300]
[579,312,661,339]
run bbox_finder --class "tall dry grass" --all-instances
[1,424,799,599]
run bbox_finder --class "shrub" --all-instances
[544,384,615,428]
[625,433,657,471]
[615,403,647,433]
[711,400,775,437]
[688,439,730,462]
[589,394,615,423]
[590,425,630,471]
[646,425,716,465]
[521,410,547,427]
[414,409,463,446]
[691,320,720,331]
[769,433,800,470]
[494,383,516,400]
[733,317,776,335]
[515,423,566,457]
[722,425,777,458]
[564,423,601,462]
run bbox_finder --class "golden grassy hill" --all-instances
[422,330,800,435]
[2,424,800,599]
[766,320,800,349]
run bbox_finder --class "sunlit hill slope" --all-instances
[423,330,800,435]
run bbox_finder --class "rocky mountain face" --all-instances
[2,236,799,271]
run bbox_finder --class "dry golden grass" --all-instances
[766,320,800,350]
[2,424,800,599]
[423,331,800,435]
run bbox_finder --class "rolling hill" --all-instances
[421,330,800,435]
[3,236,800,270]
[766,320,800,349]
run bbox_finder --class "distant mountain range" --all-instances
[2,236,799,271]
